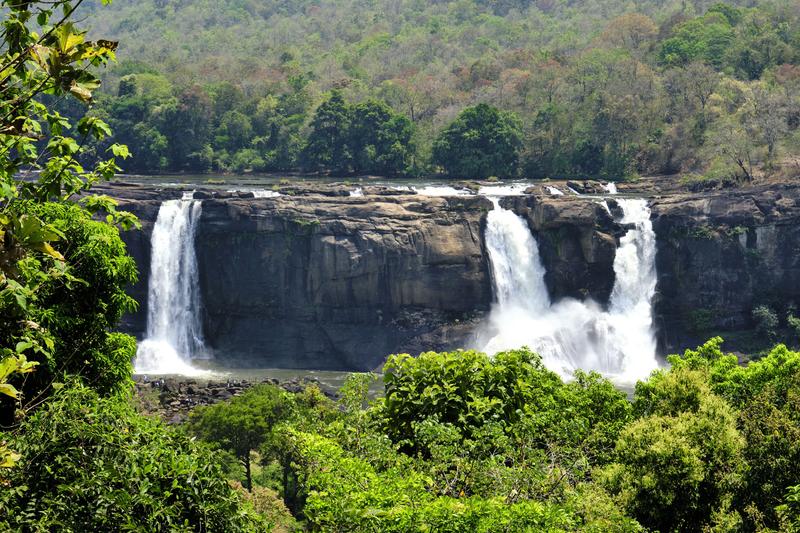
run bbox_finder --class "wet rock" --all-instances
[566,180,606,195]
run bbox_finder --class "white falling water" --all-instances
[604,182,618,194]
[252,190,281,198]
[350,187,364,197]
[412,185,473,196]
[479,198,659,383]
[484,198,550,313]
[134,200,209,375]
[596,200,612,215]
[546,186,564,196]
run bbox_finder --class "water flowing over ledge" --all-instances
[134,199,209,376]
[477,197,659,384]
[106,178,800,375]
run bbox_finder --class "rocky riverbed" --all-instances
[133,375,340,423]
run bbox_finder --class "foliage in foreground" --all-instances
[184,342,800,532]
[0,5,261,528]
[0,0,138,424]
[0,383,267,531]
[1,201,139,408]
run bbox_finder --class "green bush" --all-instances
[290,429,580,532]
[0,383,267,531]
[778,484,800,531]
[753,304,779,340]
[1,201,139,419]
[382,349,630,463]
[659,338,800,530]
[605,368,744,532]
[188,384,295,491]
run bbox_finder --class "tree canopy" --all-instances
[66,0,800,181]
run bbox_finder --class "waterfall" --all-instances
[479,198,659,383]
[134,199,208,375]
[484,198,550,313]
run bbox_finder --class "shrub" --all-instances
[381,349,563,449]
[1,201,139,421]
[752,305,779,340]
[777,485,800,531]
[0,383,266,531]
[605,368,744,532]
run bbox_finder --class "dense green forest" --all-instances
[1,0,800,531]
[74,0,800,179]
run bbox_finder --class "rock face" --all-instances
[651,183,800,353]
[112,185,493,370]
[502,195,622,303]
[106,178,800,371]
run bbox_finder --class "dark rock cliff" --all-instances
[502,195,621,303]
[651,183,800,353]
[106,179,800,370]
[194,193,492,370]
[112,185,493,370]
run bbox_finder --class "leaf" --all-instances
[0,447,20,469]
[0,383,20,399]
[110,144,131,159]
[32,242,65,261]
[14,341,33,354]
[69,83,94,103]
[56,22,86,54]
[30,45,52,71]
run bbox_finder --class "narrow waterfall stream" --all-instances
[479,197,659,383]
[134,199,208,375]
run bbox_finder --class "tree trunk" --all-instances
[244,453,252,492]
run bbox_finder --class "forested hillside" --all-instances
[78,0,800,179]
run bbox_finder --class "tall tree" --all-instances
[188,384,293,492]
[350,100,416,176]
[432,103,522,179]
[303,90,353,175]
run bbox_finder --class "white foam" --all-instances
[134,200,208,375]
[412,186,473,196]
[477,198,659,384]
